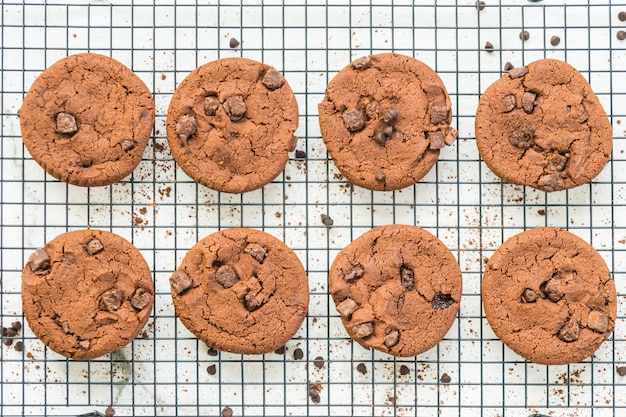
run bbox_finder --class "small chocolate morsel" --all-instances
[295,150,307,158]
[382,126,394,137]
[274,346,285,354]
[365,100,380,119]
[356,363,367,374]
[508,66,529,79]
[170,270,193,295]
[3,338,13,346]
[62,322,70,333]
[229,37,240,48]
[430,106,448,125]
[86,238,104,255]
[373,131,388,146]
[79,340,91,350]
[289,135,298,152]
[538,174,562,192]
[444,127,458,146]
[503,95,516,113]
[11,321,22,331]
[400,266,414,290]
[353,322,374,338]
[56,112,78,134]
[223,95,247,122]
[207,364,217,375]
[313,356,325,369]
[351,56,371,70]
[550,35,561,46]
[204,96,220,116]
[617,366,626,377]
[321,213,334,227]
[105,406,115,417]
[620,11,626,21]
[28,248,50,272]
[400,364,410,375]
[342,109,365,132]
[176,114,197,143]
[557,319,580,342]
[130,288,152,310]
[476,0,485,10]
[520,30,530,41]
[244,243,267,263]
[14,341,23,352]
[208,347,218,356]
[522,92,536,113]
[244,293,262,311]
[309,384,321,403]
[618,30,626,41]
[374,172,386,182]
[101,289,124,312]
[510,125,534,148]
[293,347,304,360]
[541,279,564,302]
[344,265,364,282]
[504,62,514,71]
[222,406,233,417]
[5,327,17,337]
[485,41,494,52]
[431,293,454,309]
[384,329,399,348]
[1,327,6,337]
[547,153,568,172]
[440,373,452,384]
[262,68,285,90]
[428,131,445,149]
[120,140,136,151]
[588,310,609,333]
[336,298,358,318]
[521,288,539,303]
[216,265,240,289]
[383,109,399,124]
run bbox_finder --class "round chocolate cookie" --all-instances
[166,58,299,193]
[482,227,616,365]
[475,59,612,192]
[20,53,155,187]
[329,225,462,357]
[22,230,154,360]
[169,228,309,354]
[318,53,456,191]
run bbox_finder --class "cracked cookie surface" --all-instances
[318,53,455,191]
[329,225,462,357]
[166,58,299,193]
[21,230,154,360]
[170,228,309,354]
[475,59,612,192]
[20,53,155,187]
[482,227,616,365]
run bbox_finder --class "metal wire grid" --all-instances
[1,0,626,415]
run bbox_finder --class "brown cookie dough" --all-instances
[22,230,154,360]
[166,58,299,193]
[482,227,616,365]
[20,54,155,187]
[170,228,309,354]
[329,225,462,357]
[475,59,612,192]
[318,53,456,191]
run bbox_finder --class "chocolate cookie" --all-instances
[475,59,612,192]
[329,225,462,357]
[170,228,309,354]
[20,54,155,187]
[318,53,456,191]
[22,230,154,360]
[166,58,299,193]
[482,227,616,365]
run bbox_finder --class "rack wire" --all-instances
[2,0,626,415]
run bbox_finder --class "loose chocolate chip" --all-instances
[86,238,104,255]
[365,100,380,119]
[351,56,371,70]
[356,363,368,374]
[309,384,321,403]
[588,310,609,333]
[274,346,285,354]
[504,62,514,71]
[509,125,534,148]
[207,364,217,375]
[342,109,365,132]
[353,322,374,338]
[400,266,414,290]
[617,366,626,377]
[502,95,516,113]
[522,92,536,114]
[224,95,247,121]
[521,288,539,303]
[400,365,410,375]
[120,140,136,151]
[430,106,448,125]
[557,319,580,343]
[618,31,626,41]
[204,96,220,116]
[519,30,530,41]
[3,338,13,347]
[374,172,386,183]
[289,135,298,152]
[321,213,334,227]
[344,265,364,282]
[56,112,78,134]
[383,109,400,124]
[444,128,458,146]
[79,340,91,350]
[428,130,445,150]
[384,329,400,348]
[293,348,304,360]
[28,248,50,273]
[11,321,22,331]
[14,341,23,352]
[170,270,193,295]
[550,35,561,46]
[216,265,239,289]
[619,11,626,22]
[222,406,233,417]
[176,114,197,143]
[262,68,285,90]
[313,356,325,369]
[541,279,564,302]
[431,293,454,309]
[476,0,485,10]
[208,347,219,356]
[295,150,307,159]
[484,41,494,52]
[244,243,267,263]
[508,66,529,79]
[130,288,152,310]
[105,406,115,417]
[5,327,17,337]
[229,37,240,48]
[244,293,263,311]
[440,373,452,384]
[336,298,358,318]
[101,289,124,312]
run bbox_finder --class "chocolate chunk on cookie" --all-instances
[20,54,155,187]
[329,225,462,357]
[482,227,616,365]
[475,59,612,192]
[22,230,154,360]
[169,228,309,354]
[318,53,454,191]
[166,58,299,193]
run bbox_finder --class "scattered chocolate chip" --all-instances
[222,406,233,417]
[101,289,124,312]
[618,30,626,41]
[588,311,609,333]
[484,41,494,52]
[508,66,529,79]
[105,406,115,417]
[504,62,514,71]
[208,347,218,356]
[374,172,386,182]
[400,365,410,375]
[216,265,240,289]
[521,288,539,303]
[28,248,50,273]
[365,100,380,119]
[289,135,298,152]
[313,356,325,369]
[502,95,516,113]
[120,140,136,151]
[170,270,193,295]
[519,30,530,41]
[430,105,448,125]
[321,213,334,227]
[11,321,21,331]
[356,363,367,374]
[3,338,13,346]
[476,0,485,10]
[431,293,454,309]
[1,327,6,337]
[262,68,285,90]
[550,35,561,46]
[557,319,580,342]
[86,238,104,255]
[428,130,446,149]
[541,279,564,302]
[56,112,78,134]
[295,150,306,159]
[130,288,152,310]
[400,266,414,290]
[509,125,534,148]
[274,346,285,354]
[353,322,374,338]
[207,364,217,375]
[309,384,321,403]
[342,109,365,132]
[204,96,220,116]
[223,95,247,121]
[351,56,371,70]
[293,348,304,360]
[384,330,400,348]
[5,327,17,337]
[619,11,626,22]
[383,109,400,124]
[444,128,458,146]
[440,373,452,384]
[79,340,91,350]
[176,114,197,144]
[617,366,626,376]
[344,265,364,282]
[14,341,23,352]
[336,298,358,318]
[229,37,240,48]
[522,92,536,113]
[244,293,263,311]
[244,243,267,263]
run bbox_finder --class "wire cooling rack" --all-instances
[2,0,626,416]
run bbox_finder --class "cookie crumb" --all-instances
[538,209,546,216]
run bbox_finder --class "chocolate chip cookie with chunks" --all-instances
[318,53,457,191]
[22,230,154,360]
[482,227,616,365]
[169,228,309,354]
[329,225,462,357]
